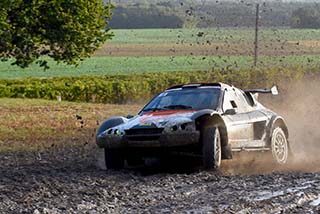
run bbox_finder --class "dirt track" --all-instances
[0,146,319,214]
[1,78,320,213]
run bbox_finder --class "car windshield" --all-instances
[142,87,220,112]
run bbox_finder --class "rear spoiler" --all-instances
[244,86,278,95]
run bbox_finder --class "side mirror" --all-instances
[224,109,236,115]
[126,114,134,119]
[271,85,278,95]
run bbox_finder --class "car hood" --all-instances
[116,109,197,131]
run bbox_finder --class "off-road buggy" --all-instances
[96,83,289,169]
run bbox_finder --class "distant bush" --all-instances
[108,1,309,29]
[291,7,320,29]
[109,6,183,29]
[0,68,309,103]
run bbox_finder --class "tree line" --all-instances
[108,1,320,29]
[291,6,320,28]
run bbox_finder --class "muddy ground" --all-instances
[1,78,320,213]
[0,147,319,214]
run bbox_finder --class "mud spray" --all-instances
[273,77,320,172]
[223,77,320,175]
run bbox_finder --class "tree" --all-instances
[0,0,113,69]
[291,7,320,29]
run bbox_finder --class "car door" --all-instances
[221,87,253,149]
[242,91,270,146]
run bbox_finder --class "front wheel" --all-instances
[105,149,124,169]
[271,127,289,164]
[202,127,222,169]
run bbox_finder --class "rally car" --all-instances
[96,83,290,169]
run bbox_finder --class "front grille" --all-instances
[126,136,161,141]
[125,128,164,136]
[125,128,164,141]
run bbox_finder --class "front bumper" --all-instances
[96,131,200,149]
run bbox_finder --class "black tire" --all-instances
[202,127,222,169]
[126,156,144,167]
[104,149,124,169]
[270,127,289,165]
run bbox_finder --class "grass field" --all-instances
[1,55,320,79]
[1,28,320,79]
[0,98,141,152]
[108,28,320,44]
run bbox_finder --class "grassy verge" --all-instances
[0,98,141,152]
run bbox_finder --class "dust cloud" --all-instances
[223,77,320,175]
[278,77,320,169]
[261,76,320,173]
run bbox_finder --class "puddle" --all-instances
[310,197,320,206]
[186,206,214,214]
[250,183,314,201]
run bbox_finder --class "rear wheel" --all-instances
[202,127,221,169]
[271,127,289,164]
[104,149,124,169]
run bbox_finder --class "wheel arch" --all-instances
[96,116,128,147]
[269,116,289,140]
[194,112,231,159]
[269,116,291,164]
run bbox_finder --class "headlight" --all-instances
[180,122,195,131]
[114,129,121,135]
[164,119,195,132]
[101,128,124,136]
[171,125,178,131]
[167,122,195,132]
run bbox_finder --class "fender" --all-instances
[192,110,232,159]
[267,115,289,141]
[96,116,128,147]
[191,109,216,120]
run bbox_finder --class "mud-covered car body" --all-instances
[97,83,289,169]
[97,109,200,148]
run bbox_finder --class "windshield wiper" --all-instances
[163,105,193,110]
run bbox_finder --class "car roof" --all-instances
[166,82,231,91]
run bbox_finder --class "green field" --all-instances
[109,28,320,44]
[1,55,320,79]
[1,28,320,79]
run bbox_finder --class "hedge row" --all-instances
[0,68,309,103]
